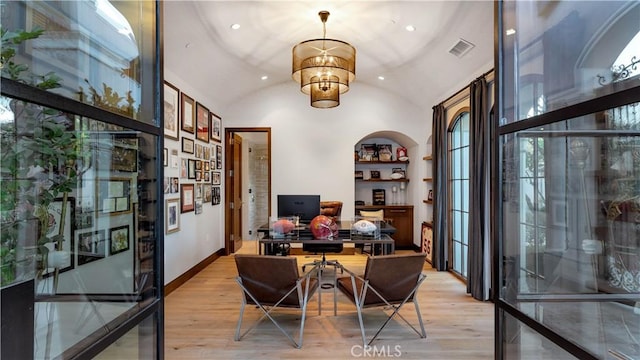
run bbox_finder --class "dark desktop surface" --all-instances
[257,220,396,239]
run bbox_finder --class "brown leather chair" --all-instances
[234,255,320,348]
[336,253,428,346]
[320,201,343,221]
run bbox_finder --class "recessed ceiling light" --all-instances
[405,25,416,32]
[506,28,516,36]
[230,23,241,30]
[261,75,268,80]
[378,76,385,81]
[185,42,191,48]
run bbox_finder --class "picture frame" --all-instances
[166,198,180,234]
[163,148,168,167]
[203,184,212,203]
[355,170,364,180]
[43,198,75,275]
[169,177,179,193]
[427,189,434,201]
[180,158,188,178]
[181,183,195,213]
[210,112,222,142]
[195,102,210,143]
[171,149,179,168]
[163,81,180,140]
[203,171,210,183]
[195,199,203,215]
[370,170,381,179]
[109,225,130,255]
[188,159,197,179]
[195,170,202,182]
[212,171,221,185]
[372,189,385,205]
[77,229,106,266]
[111,146,137,172]
[181,92,195,134]
[97,179,131,215]
[212,186,221,205]
[216,145,223,169]
[360,143,377,161]
[377,144,393,161]
[74,206,94,230]
[182,137,194,154]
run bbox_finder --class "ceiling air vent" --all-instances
[449,38,475,58]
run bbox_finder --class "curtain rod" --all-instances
[433,68,494,109]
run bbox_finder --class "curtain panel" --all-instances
[432,104,448,271]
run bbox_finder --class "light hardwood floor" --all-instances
[164,242,494,359]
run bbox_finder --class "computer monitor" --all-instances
[277,195,320,223]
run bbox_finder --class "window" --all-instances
[448,110,470,279]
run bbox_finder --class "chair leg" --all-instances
[234,299,246,341]
[413,297,427,338]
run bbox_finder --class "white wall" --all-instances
[163,69,225,285]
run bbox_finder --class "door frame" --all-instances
[224,127,272,255]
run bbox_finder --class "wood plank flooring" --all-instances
[164,243,494,359]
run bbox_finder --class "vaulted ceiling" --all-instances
[163,1,495,112]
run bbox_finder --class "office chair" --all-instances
[336,253,428,346]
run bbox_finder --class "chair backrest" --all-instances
[235,255,303,306]
[320,201,343,220]
[362,253,427,305]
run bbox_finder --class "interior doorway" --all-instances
[224,128,271,255]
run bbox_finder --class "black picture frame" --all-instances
[182,137,194,154]
[109,225,130,255]
[97,179,131,215]
[188,159,197,179]
[77,229,107,265]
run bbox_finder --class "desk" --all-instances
[256,220,396,239]
[258,234,395,256]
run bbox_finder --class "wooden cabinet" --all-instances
[356,205,414,249]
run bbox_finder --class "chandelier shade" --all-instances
[292,11,356,108]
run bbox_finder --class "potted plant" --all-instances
[0,27,85,288]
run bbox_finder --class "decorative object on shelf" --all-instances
[372,189,386,205]
[292,11,356,109]
[397,146,408,161]
[391,168,406,179]
[354,151,359,161]
[377,144,393,161]
[360,143,377,161]
[370,170,381,179]
[427,189,434,201]
[355,170,364,180]
[391,186,398,204]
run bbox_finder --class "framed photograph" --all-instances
[181,183,195,213]
[111,146,137,172]
[203,184,212,203]
[210,112,222,142]
[163,81,179,140]
[195,102,210,143]
[195,183,204,199]
[195,199,203,215]
[195,143,202,159]
[203,161,210,172]
[188,159,197,179]
[75,206,94,230]
[43,198,75,275]
[212,186,221,205]
[212,171,221,185]
[181,92,195,134]
[180,158,188,178]
[163,148,168,167]
[195,170,202,182]
[355,170,364,180]
[109,225,130,255]
[370,170,381,179]
[421,222,433,264]
[163,177,171,194]
[360,143,377,161]
[216,145,223,169]
[170,177,179,193]
[166,198,180,234]
[97,179,131,215]
[377,144,393,161]
[77,229,106,266]
[204,146,210,160]
[182,137,194,154]
[427,189,434,201]
[372,189,385,205]
[203,171,211,183]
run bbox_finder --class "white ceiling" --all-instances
[163,1,495,112]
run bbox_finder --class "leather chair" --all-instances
[320,201,343,221]
[234,255,320,348]
[336,253,428,346]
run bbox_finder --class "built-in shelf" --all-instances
[423,178,433,182]
[423,199,433,204]
[423,155,432,161]
[355,160,409,165]
[356,179,410,183]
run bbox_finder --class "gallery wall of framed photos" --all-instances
[162,81,223,237]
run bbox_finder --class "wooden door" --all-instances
[226,133,243,253]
